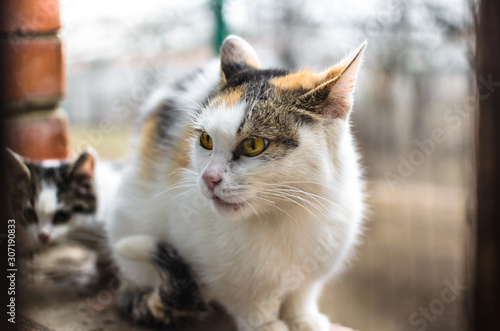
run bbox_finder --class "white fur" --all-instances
[115,235,156,261]
[95,161,123,222]
[33,184,61,244]
[35,184,58,220]
[108,54,366,331]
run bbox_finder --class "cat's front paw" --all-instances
[255,320,289,331]
[285,313,330,331]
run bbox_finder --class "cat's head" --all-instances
[6,148,98,249]
[191,36,366,220]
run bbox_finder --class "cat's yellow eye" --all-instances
[200,131,213,150]
[242,137,268,157]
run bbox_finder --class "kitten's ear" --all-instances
[69,148,97,190]
[220,35,261,83]
[298,41,367,119]
[5,148,31,182]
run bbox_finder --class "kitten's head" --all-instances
[6,149,97,249]
[192,36,366,220]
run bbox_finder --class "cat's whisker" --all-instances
[223,183,336,221]
[258,191,330,223]
[252,196,300,224]
[269,180,342,193]
[273,193,333,222]
[263,194,322,222]
[259,185,330,206]
[261,184,345,211]
[162,186,200,205]
[231,192,265,224]
[158,168,198,182]
[176,167,198,176]
[247,202,266,225]
[175,108,203,122]
[168,93,205,112]
[261,186,341,211]
[152,183,198,200]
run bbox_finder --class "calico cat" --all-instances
[108,35,366,331]
[5,148,122,266]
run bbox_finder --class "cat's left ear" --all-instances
[69,148,97,191]
[5,148,31,182]
[220,35,261,84]
[298,41,367,120]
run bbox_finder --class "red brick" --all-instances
[1,36,65,104]
[6,110,72,160]
[0,0,61,34]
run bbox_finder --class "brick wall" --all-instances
[1,0,71,160]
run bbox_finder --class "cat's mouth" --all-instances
[212,195,247,212]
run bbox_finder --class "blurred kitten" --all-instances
[5,148,122,275]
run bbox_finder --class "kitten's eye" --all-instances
[200,131,213,150]
[241,137,268,157]
[53,210,71,224]
[72,205,86,213]
[24,209,37,223]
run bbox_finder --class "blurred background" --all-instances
[29,0,474,330]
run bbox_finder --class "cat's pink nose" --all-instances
[202,173,222,191]
[38,233,50,244]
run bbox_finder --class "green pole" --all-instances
[211,0,229,54]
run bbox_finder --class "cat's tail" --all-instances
[115,236,207,328]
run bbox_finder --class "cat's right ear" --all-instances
[220,35,261,84]
[69,148,97,191]
[5,148,31,182]
[297,41,367,120]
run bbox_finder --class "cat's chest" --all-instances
[179,212,347,298]
[237,218,343,270]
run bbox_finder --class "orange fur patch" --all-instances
[138,109,193,184]
[323,64,345,82]
[221,89,243,107]
[147,290,198,321]
[169,126,193,184]
[270,65,348,92]
[138,111,160,180]
[270,70,321,91]
[147,292,170,321]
